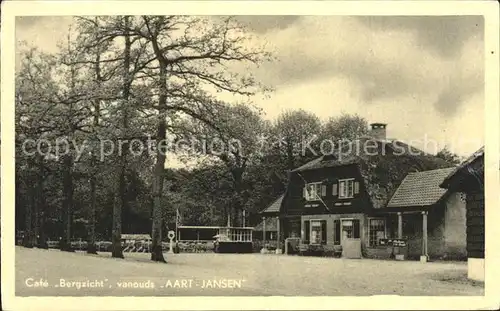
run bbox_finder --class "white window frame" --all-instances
[368,217,387,247]
[340,217,361,240]
[338,178,355,199]
[305,182,322,201]
[309,219,323,245]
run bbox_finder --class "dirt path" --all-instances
[15,247,484,296]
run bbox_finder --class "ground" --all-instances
[15,246,484,296]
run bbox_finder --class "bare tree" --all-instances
[132,15,271,262]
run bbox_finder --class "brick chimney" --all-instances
[370,123,387,140]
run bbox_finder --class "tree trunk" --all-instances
[36,159,48,249]
[147,19,170,263]
[111,187,124,258]
[22,178,34,248]
[88,34,102,255]
[231,164,245,227]
[38,211,48,249]
[87,171,98,254]
[111,15,132,259]
[60,154,74,252]
[286,142,295,171]
[33,175,40,246]
[151,111,167,263]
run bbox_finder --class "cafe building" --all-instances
[269,123,467,260]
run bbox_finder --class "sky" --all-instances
[15,15,485,157]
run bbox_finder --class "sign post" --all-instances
[379,238,407,260]
[167,230,175,254]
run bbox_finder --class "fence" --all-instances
[178,240,215,253]
[42,239,230,253]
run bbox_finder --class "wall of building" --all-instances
[298,211,454,260]
[466,190,485,259]
[362,200,466,261]
[468,258,485,282]
[443,192,467,259]
[284,165,372,217]
[286,194,467,260]
[401,210,453,260]
[363,214,397,259]
[396,199,466,260]
[301,213,366,250]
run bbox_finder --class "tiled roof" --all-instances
[291,137,430,173]
[261,195,283,214]
[253,217,278,231]
[440,146,484,188]
[387,167,456,208]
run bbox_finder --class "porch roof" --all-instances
[387,167,455,208]
[253,217,278,231]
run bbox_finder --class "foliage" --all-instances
[267,109,323,170]
[321,113,369,142]
[16,15,406,260]
[436,146,462,166]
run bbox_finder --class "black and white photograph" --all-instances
[1,1,499,310]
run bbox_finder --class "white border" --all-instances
[2,1,499,310]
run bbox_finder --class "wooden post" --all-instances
[397,212,403,239]
[421,211,428,262]
[395,212,404,260]
[276,216,281,254]
[263,217,266,245]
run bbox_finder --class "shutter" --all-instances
[353,219,360,239]
[304,220,310,243]
[303,186,307,199]
[354,181,360,194]
[334,219,340,245]
[321,220,327,244]
[321,184,327,197]
[332,183,338,196]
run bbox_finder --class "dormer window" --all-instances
[338,178,355,199]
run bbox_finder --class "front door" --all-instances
[341,219,362,258]
[286,218,302,239]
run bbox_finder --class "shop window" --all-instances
[369,218,386,246]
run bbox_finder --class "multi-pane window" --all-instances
[310,220,322,244]
[369,219,386,246]
[338,179,354,198]
[304,220,326,245]
[341,219,360,239]
[305,182,322,201]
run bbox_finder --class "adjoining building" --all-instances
[440,147,484,281]
[255,195,283,250]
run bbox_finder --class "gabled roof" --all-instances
[440,146,484,189]
[253,217,278,231]
[387,167,455,208]
[291,137,430,173]
[260,195,284,215]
